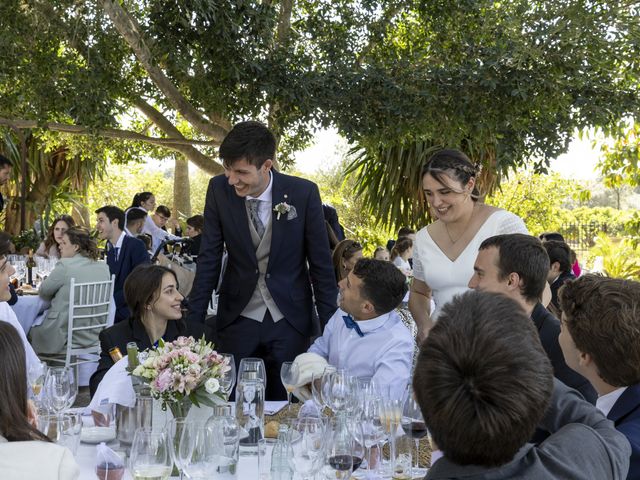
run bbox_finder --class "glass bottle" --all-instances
[206,404,239,479]
[271,424,293,480]
[235,370,264,456]
[26,249,36,286]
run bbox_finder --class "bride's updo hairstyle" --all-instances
[421,149,481,202]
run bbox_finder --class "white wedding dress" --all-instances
[413,209,528,320]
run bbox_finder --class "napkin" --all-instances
[291,352,328,402]
[88,357,136,411]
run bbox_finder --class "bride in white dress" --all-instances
[409,149,528,341]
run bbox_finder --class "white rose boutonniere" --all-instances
[274,201,298,220]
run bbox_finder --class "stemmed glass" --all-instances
[402,385,429,477]
[326,370,357,414]
[28,361,48,401]
[288,417,325,480]
[323,416,353,479]
[360,389,386,476]
[65,365,78,409]
[182,425,213,480]
[129,428,173,480]
[319,366,337,412]
[280,361,299,414]
[238,357,266,387]
[45,367,71,423]
[219,353,236,400]
[167,418,196,480]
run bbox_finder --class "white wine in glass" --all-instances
[130,428,172,480]
[280,361,299,414]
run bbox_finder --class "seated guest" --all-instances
[308,258,413,397]
[0,233,40,374]
[124,207,147,237]
[90,264,211,397]
[31,227,110,356]
[385,226,416,254]
[332,239,363,283]
[559,275,640,480]
[373,246,390,261]
[414,290,630,479]
[540,231,582,277]
[95,206,149,324]
[542,240,576,317]
[151,205,171,230]
[184,214,203,256]
[131,192,180,253]
[0,322,80,479]
[468,233,597,404]
[391,237,413,276]
[35,215,75,258]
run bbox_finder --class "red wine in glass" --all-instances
[402,420,428,439]
[328,454,353,472]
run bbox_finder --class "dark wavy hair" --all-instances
[124,264,181,323]
[43,215,75,254]
[64,226,100,261]
[421,149,480,201]
[0,322,51,442]
[186,214,204,232]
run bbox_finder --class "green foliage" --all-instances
[12,229,41,253]
[597,119,640,189]
[586,234,640,280]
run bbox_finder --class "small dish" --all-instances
[81,426,116,444]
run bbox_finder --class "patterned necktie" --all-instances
[342,314,365,338]
[247,199,265,237]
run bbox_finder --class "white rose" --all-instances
[205,378,220,394]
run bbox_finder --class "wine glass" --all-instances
[182,425,214,480]
[311,371,324,410]
[326,370,357,414]
[360,390,386,476]
[238,357,266,387]
[45,367,71,423]
[402,385,429,476]
[167,418,197,480]
[219,353,236,400]
[320,366,337,412]
[129,428,172,480]
[280,361,299,414]
[287,417,325,480]
[28,361,48,401]
[323,416,353,479]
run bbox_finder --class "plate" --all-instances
[80,426,116,444]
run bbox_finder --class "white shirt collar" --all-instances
[596,386,628,416]
[113,230,126,249]
[246,171,273,203]
[349,310,393,334]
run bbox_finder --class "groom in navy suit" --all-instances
[96,206,150,323]
[187,121,338,399]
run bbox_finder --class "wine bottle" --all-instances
[26,249,36,286]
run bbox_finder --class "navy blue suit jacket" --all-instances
[609,383,640,480]
[187,170,338,335]
[532,303,597,404]
[106,234,150,323]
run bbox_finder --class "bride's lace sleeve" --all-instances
[496,211,529,235]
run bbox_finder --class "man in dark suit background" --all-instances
[96,205,150,323]
[187,121,338,399]
[559,275,640,480]
[468,233,597,405]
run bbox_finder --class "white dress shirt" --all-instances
[0,302,40,377]
[308,308,414,398]
[596,386,628,416]
[246,172,273,227]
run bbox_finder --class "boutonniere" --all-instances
[274,195,298,220]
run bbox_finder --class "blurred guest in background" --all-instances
[0,154,12,214]
[542,240,576,317]
[391,236,413,276]
[35,215,75,259]
[130,193,180,252]
[184,214,204,256]
[332,239,363,283]
[373,246,390,261]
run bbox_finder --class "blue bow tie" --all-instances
[343,315,365,337]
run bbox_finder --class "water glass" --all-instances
[129,428,172,480]
[288,417,325,480]
[219,353,236,400]
[38,412,83,454]
[238,357,266,387]
[167,418,196,480]
[44,367,71,416]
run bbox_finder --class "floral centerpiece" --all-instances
[131,336,229,418]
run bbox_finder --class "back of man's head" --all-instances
[543,240,572,274]
[219,121,276,169]
[96,205,125,231]
[479,234,549,303]
[560,275,640,387]
[539,232,565,242]
[352,258,407,315]
[413,290,553,467]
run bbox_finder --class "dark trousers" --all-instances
[217,311,309,400]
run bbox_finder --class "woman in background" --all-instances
[391,237,413,276]
[35,215,75,258]
[331,239,363,283]
[0,322,79,479]
[185,214,204,256]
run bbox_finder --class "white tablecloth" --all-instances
[10,294,50,334]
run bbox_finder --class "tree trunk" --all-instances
[173,155,191,220]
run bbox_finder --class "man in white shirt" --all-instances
[558,275,640,480]
[308,258,414,397]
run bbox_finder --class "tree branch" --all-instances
[356,4,403,66]
[101,0,231,141]
[0,117,223,175]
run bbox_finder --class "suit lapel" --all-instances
[268,171,287,269]
[113,237,128,279]
[608,383,640,424]
[227,183,258,262]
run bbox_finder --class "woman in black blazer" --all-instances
[89,264,211,397]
